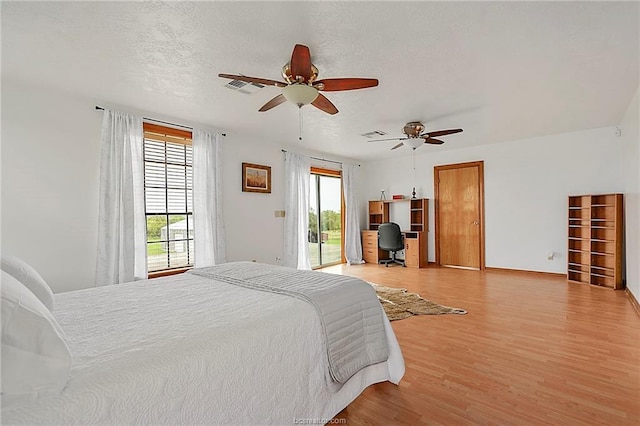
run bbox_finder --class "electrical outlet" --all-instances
[547,251,554,260]
[274,210,286,218]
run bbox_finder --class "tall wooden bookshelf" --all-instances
[567,193,624,290]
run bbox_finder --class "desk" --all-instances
[361,230,428,268]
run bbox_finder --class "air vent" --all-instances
[224,79,266,95]
[360,130,387,138]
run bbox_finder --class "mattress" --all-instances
[3,268,404,425]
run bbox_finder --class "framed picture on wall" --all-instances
[242,162,271,193]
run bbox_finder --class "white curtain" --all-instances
[95,109,146,286]
[343,163,365,264]
[192,129,226,267]
[283,152,311,270]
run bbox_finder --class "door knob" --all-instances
[471,221,479,225]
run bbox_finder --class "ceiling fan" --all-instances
[369,121,463,150]
[218,44,379,115]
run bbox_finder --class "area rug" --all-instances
[371,283,467,321]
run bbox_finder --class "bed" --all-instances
[2,261,404,425]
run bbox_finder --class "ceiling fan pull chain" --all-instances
[299,107,303,141]
[412,149,417,199]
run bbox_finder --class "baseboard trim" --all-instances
[625,288,640,316]
[485,267,565,278]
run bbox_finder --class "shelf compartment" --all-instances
[590,268,614,278]
[590,264,613,271]
[591,254,615,269]
[590,274,614,288]
[591,240,614,255]
[591,227,615,241]
[569,220,590,230]
[569,226,590,239]
[568,251,589,265]
[568,263,589,273]
[568,239,589,251]
[569,196,590,208]
[591,206,615,219]
[569,209,590,220]
[591,194,617,205]
[591,221,616,230]
[568,270,589,283]
[592,251,615,256]
[410,211,423,225]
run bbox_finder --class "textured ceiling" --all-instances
[2,1,638,160]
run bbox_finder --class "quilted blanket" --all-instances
[190,262,389,383]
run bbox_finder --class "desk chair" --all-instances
[378,222,405,267]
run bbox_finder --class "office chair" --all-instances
[378,222,405,267]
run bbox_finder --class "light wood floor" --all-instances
[321,264,640,425]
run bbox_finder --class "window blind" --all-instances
[143,123,194,273]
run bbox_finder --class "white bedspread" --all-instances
[190,262,389,383]
[3,269,404,425]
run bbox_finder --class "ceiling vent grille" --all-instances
[224,79,266,94]
[360,130,387,138]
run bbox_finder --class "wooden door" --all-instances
[435,161,485,269]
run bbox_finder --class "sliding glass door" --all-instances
[309,169,342,268]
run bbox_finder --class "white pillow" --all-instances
[1,255,54,311]
[1,271,71,407]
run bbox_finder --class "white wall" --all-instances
[2,80,102,293]
[222,136,286,265]
[620,86,640,300]
[361,127,627,274]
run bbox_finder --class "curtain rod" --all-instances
[95,106,226,137]
[281,149,360,167]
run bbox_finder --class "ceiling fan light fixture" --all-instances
[405,138,423,149]
[282,84,318,107]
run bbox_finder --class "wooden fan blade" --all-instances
[368,137,409,143]
[290,44,312,83]
[423,128,463,138]
[258,94,287,112]
[218,73,286,87]
[391,142,405,150]
[314,78,379,92]
[425,138,445,145]
[311,94,338,115]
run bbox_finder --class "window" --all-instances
[143,123,194,274]
[308,168,343,269]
